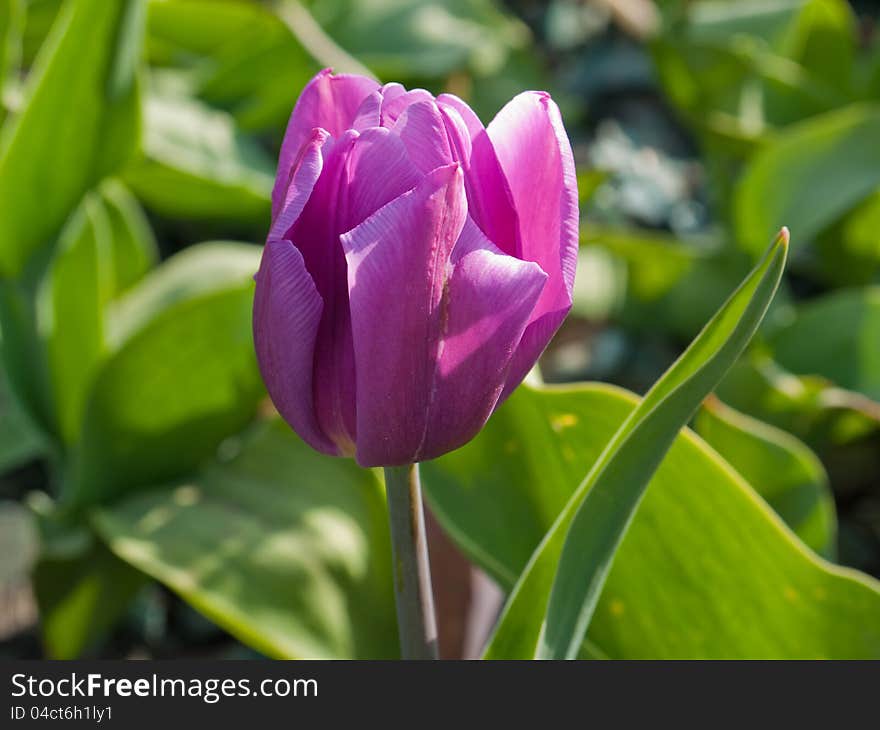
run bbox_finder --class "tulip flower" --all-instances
[254,69,578,469]
[254,69,578,659]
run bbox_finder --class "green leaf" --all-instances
[536,232,788,659]
[695,397,836,558]
[94,418,399,659]
[306,0,528,81]
[37,194,112,444]
[683,0,805,47]
[576,170,608,205]
[581,226,710,302]
[736,105,880,255]
[33,537,146,658]
[106,240,261,344]
[0,338,44,471]
[778,0,856,94]
[717,353,880,448]
[0,276,55,435]
[123,89,273,225]
[651,9,847,149]
[424,380,880,659]
[19,0,61,65]
[98,179,158,295]
[146,0,320,131]
[811,191,880,287]
[426,232,794,658]
[3,182,155,447]
[769,287,880,402]
[579,228,757,342]
[0,0,145,277]
[67,242,264,511]
[0,0,23,124]
[147,0,268,59]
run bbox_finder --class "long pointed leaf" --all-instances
[0,0,144,277]
[485,229,788,659]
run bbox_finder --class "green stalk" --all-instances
[383,463,438,659]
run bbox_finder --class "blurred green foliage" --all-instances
[0,0,878,659]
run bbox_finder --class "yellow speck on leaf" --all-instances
[551,413,579,432]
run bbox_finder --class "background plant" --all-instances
[0,0,878,659]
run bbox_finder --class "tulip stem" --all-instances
[383,463,438,659]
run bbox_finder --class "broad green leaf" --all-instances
[94,418,399,659]
[147,0,269,59]
[275,0,374,77]
[123,90,273,225]
[33,537,146,658]
[424,380,880,659]
[99,179,158,295]
[20,0,61,65]
[778,0,856,94]
[652,14,844,149]
[37,183,157,446]
[67,243,264,511]
[736,105,880,255]
[812,191,880,287]
[456,44,548,122]
[717,353,880,448]
[576,229,745,346]
[683,0,805,46]
[305,0,528,81]
[0,276,55,435]
[626,251,754,341]
[0,0,145,277]
[474,233,787,659]
[38,194,112,444]
[0,338,44,471]
[650,0,861,201]
[695,397,836,558]
[546,234,788,659]
[0,0,23,124]
[2,183,155,447]
[576,169,608,205]
[770,287,880,402]
[147,0,319,131]
[106,240,261,344]
[581,226,710,302]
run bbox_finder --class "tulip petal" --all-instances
[379,82,406,103]
[487,91,578,308]
[289,132,359,451]
[437,94,520,257]
[268,128,330,241]
[380,87,434,127]
[487,91,578,397]
[346,127,423,229]
[391,100,453,174]
[341,165,467,466]
[418,219,547,461]
[288,127,423,452]
[254,239,336,454]
[273,69,379,217]
[352,90,382,130]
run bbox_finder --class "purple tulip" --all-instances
[254,69,578,467]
